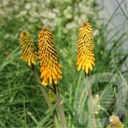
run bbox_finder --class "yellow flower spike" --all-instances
[20,30,38,66]
[38,28,62,86]
[107,115,124,128]
[77,21,95,74]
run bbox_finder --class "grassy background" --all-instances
[0,0,128,127]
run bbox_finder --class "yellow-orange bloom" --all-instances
[20,30,38,66]
[108,115,124,128]
[77,21,95,74]
[38,28,62,86]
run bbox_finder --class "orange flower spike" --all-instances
[20,30,38,66]
[38,28,62,86]
[77,21,95,74]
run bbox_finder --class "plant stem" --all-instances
[32,66,60,128]
[53,84,67,128]
[85,73,97,128]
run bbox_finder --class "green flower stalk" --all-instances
[48,88,56,104]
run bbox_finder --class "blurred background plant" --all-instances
[0,0,127,127]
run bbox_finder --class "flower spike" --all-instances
[38,28,62,86]
[107,115,124,128]
[20,30,38,66]
[77,21,95,74]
